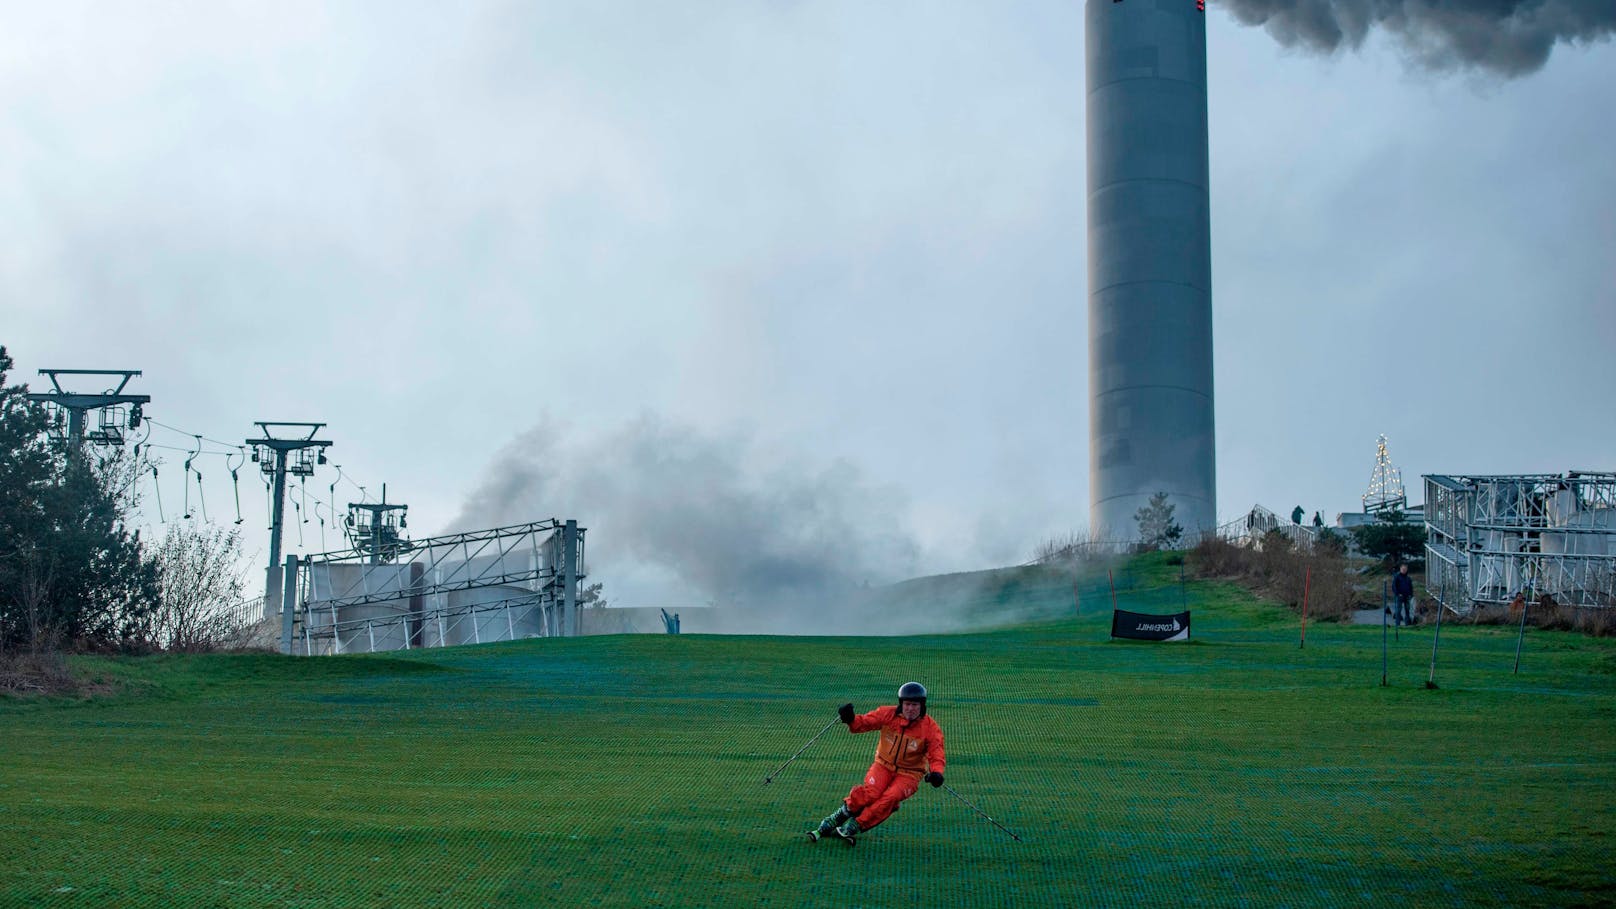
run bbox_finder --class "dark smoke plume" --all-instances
[449,415,925,634]
[1217,0,1616,76]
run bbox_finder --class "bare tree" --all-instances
[1033,533,1084,565]
[1031,530,1131,567]
[14,543,59,653]
[148,524,247,652]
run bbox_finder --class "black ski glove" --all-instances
[925,771,944,788]
[838,703,855,724]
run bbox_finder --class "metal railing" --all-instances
[224,596,266,629]
[297,593,548,655]
[1217,506,1318,549]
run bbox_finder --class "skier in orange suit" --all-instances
[809,681,945,843]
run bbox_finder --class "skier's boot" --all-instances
[810,804,855,841]
[834,818,862,846]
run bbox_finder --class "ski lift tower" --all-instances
[24,369,149,452]
[248,422,332,612]
[346,484,411,564]
[1363,434,1408,516]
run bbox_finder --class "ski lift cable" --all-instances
[193,437,210,523]
[144,425,221,455]
[130,442,242,527]
[314,500,328,551]
[182,440,196,520]
[144,418,240,452]
[126,419,379,535]
[333,464,360,502]
[143,442,234,458]
[128,420,152,460]
[133,443,166,524]
[226,448,245,525]
[330,464,374,503]
[149,462,165,523]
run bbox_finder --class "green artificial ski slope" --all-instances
[2,554,1613,907]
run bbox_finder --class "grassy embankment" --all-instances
[2,553,1613,907]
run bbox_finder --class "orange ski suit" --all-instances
[843,705,946,831]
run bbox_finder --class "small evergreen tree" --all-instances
[0,347,56,650]
[1134,491,1184,551]
[1351,510,1427,570]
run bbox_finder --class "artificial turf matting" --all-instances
[2,554,1613,907]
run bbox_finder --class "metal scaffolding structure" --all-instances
[281,518,586,655]
[1424,472,1616,613]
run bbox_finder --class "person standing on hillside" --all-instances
[808,682,945,844]
[1393,563,1415,626]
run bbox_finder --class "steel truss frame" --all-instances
[292,519,587,655]
[1424,473,1616,613]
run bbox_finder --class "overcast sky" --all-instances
[3,2,1612,612]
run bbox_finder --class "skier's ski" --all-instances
[806,826,855,846]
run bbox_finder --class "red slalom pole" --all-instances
[1300,566,1311,649]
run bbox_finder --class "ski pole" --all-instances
[763,717,840,784]
[940,783,1023,842]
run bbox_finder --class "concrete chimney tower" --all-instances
[1086,0,1216,539]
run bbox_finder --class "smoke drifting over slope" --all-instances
[449,416,924,634]
[1218,0,1616,76]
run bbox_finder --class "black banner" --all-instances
[1111,609,1191,641]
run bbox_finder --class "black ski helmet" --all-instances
[897,681,928,716]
